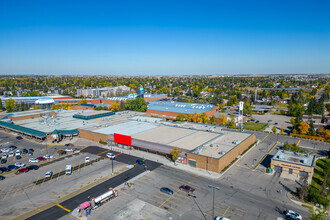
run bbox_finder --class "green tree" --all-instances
[272,126,277,134]
[209,115,216,125]
[125,98,147,112]
[176,113,186,122]
[308,207,328,220]
[5,99,15,112]
[119,101,126,111]
[0,98,3,110]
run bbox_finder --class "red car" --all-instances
[179,185,195,193]
[17,168,29,173]
[36,157,46,161]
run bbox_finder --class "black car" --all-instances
[160,187,174,195]
[8,145,16,151]
[26,165,39,171]
[0,167,7,172]
[136,159,145,165]
[1,159,7,164]
[7,165,19,171]
[29,148,34,152]
[22,149,28,154]
[15,155,21,160]
[0,175,5,180]
[16,136,23,140]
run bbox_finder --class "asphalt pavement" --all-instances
[27,146,162,220]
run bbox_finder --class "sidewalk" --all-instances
[108,145,223,180]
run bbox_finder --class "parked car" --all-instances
[275,122,278,125]
[28,150,33,156]
[14,162,25,167]
[106,153,116,159]
[136,159,145,165]
[9,152,14,157]
[179,185,195,193]
[15,150,21,156]
[160,187,174,195]
[8,146,16,151]
[43,154,54,159]
[22,148,28,154]
[29,158,39,163]
[1,148,9,153]
[0,167,7,172]
[36,157,46,161]
[2,154,8,159]
[65,143,74,147]
[15,155,21,160]
[45,171,53,178]
[65,148,73,152]
[0,175,5,180]
[85,157,90,163]
[26,165,39,170]
[7,165,19,171]
[214,217,230,220]
[17,168,29,173]
[16,136,23,140]
[284,210,302,220]
[28,148,34,152]
[1,159,7,164]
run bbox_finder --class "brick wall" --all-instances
[186,133,256,173]
[78,129,111,143]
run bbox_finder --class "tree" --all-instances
[63,104,71,110]
[290,117,295,125]
[0,98,3,110]
[272,126,277,134]
[125,97,147,112]
[219,114,226,126]
[201,113,208,124]
[109,103,119,112]
[308,207,328,220]
[209,115,216,125]
[228,114,236,128]
[298,122,310,135]
[170,147,182,163]
[280,126,284,134]
[119,101,126,111]
[52,104,60,110]
[5,99,15,112]
[176,113,186,122]
[77,99,87,106]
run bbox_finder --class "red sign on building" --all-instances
[114,133,132,146]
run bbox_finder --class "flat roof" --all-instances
[8,109,53,118]
[272,150,315,167]
[75,110,109,117]
[147,101,217,114]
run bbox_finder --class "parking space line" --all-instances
[56,168,62,181]
[56,204,71,212]
[142,207,168,219]
[39,198,57,201]
[215,202,246,214]
[0,186,7,197]
[97,149,111,156]
[32,176,40,191]
[149,198,178,211]
[133,181,143,187]
[130,208,154,220]
[79,146,89,151]
[222,206,230,217]
[40,176,47,187]
[154,194,182,206]
[2,184,15,200]
[174,179,200,189]
[13,182,24,197]
[78,161,80,172]
[297,140,301,146]
[135,178,149,184]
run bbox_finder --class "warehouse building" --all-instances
[146,101,219,118]
[271,150,315,184]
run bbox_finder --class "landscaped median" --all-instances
[253,142,277,170]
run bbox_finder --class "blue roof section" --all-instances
[147,101,217,114]
[272,150,315,167]
[104,93,167,101]
[0,121,46,138]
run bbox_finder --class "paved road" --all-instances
[27,146,162,220]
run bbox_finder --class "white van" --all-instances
[65,165,72,175]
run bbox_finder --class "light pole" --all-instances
[188,194,207,220]
[208,185,220,220]
[111,157,114,175]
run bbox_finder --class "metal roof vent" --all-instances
[277,155,283,159]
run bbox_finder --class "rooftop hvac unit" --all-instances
[277,155,283,159]
[210,144,214,147]
[301,159,307,164]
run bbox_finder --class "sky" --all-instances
[0,0,329,75]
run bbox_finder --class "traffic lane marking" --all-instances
[156,192,185,202]
[56,204,71,212]
[149,198,178,211]
[215,201,246,213]
[297,140,301,146]
[56,168,62,181]
[259,134,269,143]
[236,164,250,169]
[32,176,40,191]
[142,207,168,219]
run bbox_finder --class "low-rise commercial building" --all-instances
[271,150,315,184]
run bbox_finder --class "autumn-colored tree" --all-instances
[52,104,60,110]
[209,115,216,125]
[77,99,87,106]
[63,104,71,110]
[170,147,182,163]
[298,121,310,135]
[272,126,277,134]
[219,114,226,126]
[186,114,192,122]
[280,126,284,134]
[109,103,119,112]
[201,113,208,124]
[325,129,330,140]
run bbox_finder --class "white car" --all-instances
[85,157,90,163]
[2,154,8,159]
[106,153,116,159]
[284,210,302,220]
[1,148,9,153]
[15,150,21,156]
[29,158,39,163]
[44,154,54,159]
[45,171,53,178]
[65,148,73,152]
[214,217,230,220]
[14,162,25,167]
[9,152,14,157]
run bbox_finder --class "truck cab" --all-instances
[65,165,72,175]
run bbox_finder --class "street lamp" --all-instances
[208,185,220,220]
[187,194,207,220]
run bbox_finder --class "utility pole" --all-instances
[208,185,220,220]
[111,157,114,175]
